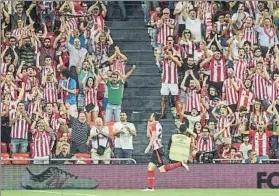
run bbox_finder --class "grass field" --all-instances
[1,189,278,196]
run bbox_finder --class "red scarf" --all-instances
[263,27,276,43]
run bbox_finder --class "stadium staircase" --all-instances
[106,2,176,163]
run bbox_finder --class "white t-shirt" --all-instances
[175,1,193,24]
[113,122,136,150]
[240,143,252,159]
[231,12,250,22]
[90,126,110,149]
[185,115,201,131]
[185,18,202,41]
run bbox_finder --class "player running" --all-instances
[143,113,194,191]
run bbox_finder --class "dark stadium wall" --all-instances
[1,165,279,190]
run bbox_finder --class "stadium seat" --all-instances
[1,153,11,165]
[1,143,7,153]
[74,153,92,164]
[11,153,30,165]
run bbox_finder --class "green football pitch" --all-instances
[1,189,278,196]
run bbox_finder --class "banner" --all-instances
[1,165,279,190]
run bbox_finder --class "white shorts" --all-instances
[84,105,99,112]
[160,83,179,96]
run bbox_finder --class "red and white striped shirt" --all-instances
[3,83,18,101]
[237,88,255,112]
[1,62,8,74]
[149,122,163,150]
[216,115,234,138]
[157,19,176,45]
[233,112,246,136]
[243,27,257,45]
[94,42,110,56]
[92,14,105,31]
[222,78,243,105]
[252,73,270,101]
[10,112,30,139]
[160,59,178,84]
[197,136,213,152]
[33,131,51,157]
[66,18,78,32]
[233,59,247,81]
[180,40,196,59]
[210,56,227,82]
[185,88,201,112]
[270,80,279,101]
[249,130,273,156]
[43,82,58,103]
[44,112,60,133]
[84,87,97,106]
[12,28,24,40]
[110,59,126,75]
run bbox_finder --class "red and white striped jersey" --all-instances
[270,80,279,101]
[25,77,40,92]
[197,136,213,152]
[245,1,257,17]
[110,59,126,75]
[160,59,178,84]
[209,56,227,82]
[156,19,176,45]
[216,115,234,138]
[249,130,273,156]
[33,131,51,157]
[243,27,257,45]
[236,88,255,112]
[250,111,269,125]
[185,88,201,112]
[12,28,24,40]
[252,73,270,101]
[3,83,18,101]
[94,42,110,56]
[43,82,58,103]
[44,112,60,132]
[179,40,196,59]
[222,78,243,105]
[148,122,163,150]
[92,14,105,31]
[84,87,97,106]
[10,112,30,139]
[1,62,8,74]
[233,59,247,81]
[66,18,78,32]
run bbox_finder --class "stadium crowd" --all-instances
[1,1,279,165]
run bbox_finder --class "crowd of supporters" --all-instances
[1,1,279,165]
[1,1,137,165]
[144,0,279,163]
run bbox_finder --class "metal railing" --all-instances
[213,159,279,163]
[0,158,137,164]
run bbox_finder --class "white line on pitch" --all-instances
[24,190,98,196]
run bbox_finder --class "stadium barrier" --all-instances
[1,164,279,190]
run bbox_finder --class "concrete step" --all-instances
[123,87,160,97]
[106,20,145,29]
[111,29,150,40]
[114,41,152,51]
[121,109,175,120]
[126,75,161,87]
[122,96,161,109]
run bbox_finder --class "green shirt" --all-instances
[106,80,123,105]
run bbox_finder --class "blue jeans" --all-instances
[114,148,133,164]
[103,97,108,111]
[11,138,28,153]
[105,104,121,122]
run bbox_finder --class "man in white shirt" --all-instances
[174,1,192,40]
[88,118,111,164]
[113,111,136,164]
[184,9,203,42]
[239,135,252,159]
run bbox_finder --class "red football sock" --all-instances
[164,162,182,172]
[147,170,155,189]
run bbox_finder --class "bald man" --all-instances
[88,117,111,164]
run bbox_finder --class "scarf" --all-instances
[254,132,267,156]
[263,27,276,44]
